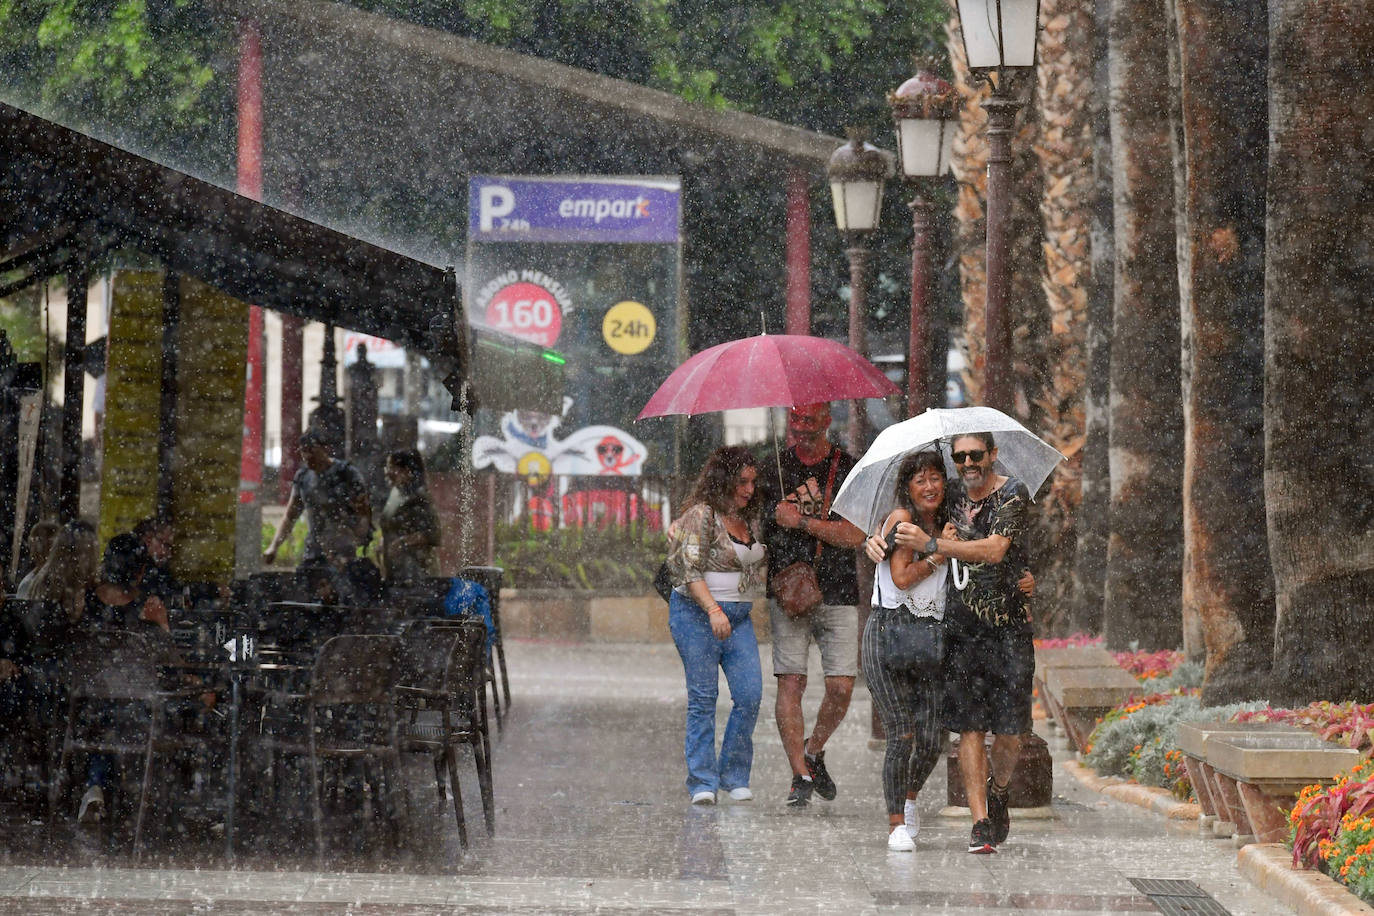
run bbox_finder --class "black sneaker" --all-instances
[805,750,837,801]
[986,777,1011,845]
[968,817,997,854]
[786,774,814,807]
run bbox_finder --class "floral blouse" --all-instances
[666,503,767,600]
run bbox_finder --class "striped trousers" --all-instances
[861,605,945,816]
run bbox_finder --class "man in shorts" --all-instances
[911,432,1032,853]
[764,402,866,807]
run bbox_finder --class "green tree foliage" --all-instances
[0,0,232,166]
[346,0,947,132]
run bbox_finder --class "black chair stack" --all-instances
[459,566,509,718]
[245,633,407,865]
[393,617,494,846]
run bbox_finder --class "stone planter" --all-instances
[500,589,772,643]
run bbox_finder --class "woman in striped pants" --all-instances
[861,450,951,852]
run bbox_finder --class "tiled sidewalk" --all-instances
[0,639,1296,914]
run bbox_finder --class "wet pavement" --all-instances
[0,638,1294,914]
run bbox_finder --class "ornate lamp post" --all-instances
[827,130,892,453]
[889,67,957,417]
[954,0,1041,411]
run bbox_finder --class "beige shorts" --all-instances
[769,602,860,678]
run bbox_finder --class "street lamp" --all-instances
[827,130,892,453]
[890,67,957,417]
[954,0,1041,411]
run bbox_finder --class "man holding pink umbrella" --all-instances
[765,402,866,807]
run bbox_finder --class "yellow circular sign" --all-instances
[516,451,552,488]
[602,301,656,355]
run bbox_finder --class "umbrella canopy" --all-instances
[636,334,898,419]
[832,406,1065,535]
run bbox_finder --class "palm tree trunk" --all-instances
[1266,0,1374,705]
[1174,0,1273,704]
[1102,0,1184,651]
[1028,0,1094,634]
[1069,0,1114,636]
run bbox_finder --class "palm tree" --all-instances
[1070,0,1113,636]
[1102,0,1184,651]
[1028,0,1095,630]
[1173,0,1273,703]
[1265,0,1374,704]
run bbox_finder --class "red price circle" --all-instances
[484,282,563,347]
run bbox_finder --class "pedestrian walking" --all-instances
[379,448,441,583]
[885,432,1033,854]
[263,428,371,568]
[860,450,950,851]
[665,446,766,805]
[763,402,866,807]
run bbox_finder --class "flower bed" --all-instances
[1290,755,1374,905]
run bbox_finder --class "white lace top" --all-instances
[873,555,947,620]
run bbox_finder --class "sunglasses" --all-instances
[951,449,987,464]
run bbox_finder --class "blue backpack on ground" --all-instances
[443,576,495,652]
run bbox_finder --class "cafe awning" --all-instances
[0,100,464,363]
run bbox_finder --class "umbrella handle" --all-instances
[950,558,970,591]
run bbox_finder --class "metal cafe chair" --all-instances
[393,618,494,846]
[459,565,509,726]
[246,634,407,865]
[48,629,207,860]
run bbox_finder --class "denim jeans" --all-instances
[668,591,762,796]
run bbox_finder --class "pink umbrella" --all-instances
[637,334,898,419]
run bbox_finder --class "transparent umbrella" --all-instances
[831,406,1065,535]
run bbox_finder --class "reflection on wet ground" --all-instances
[1,639,1294,913]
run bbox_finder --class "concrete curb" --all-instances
[1063,760,1374,916]
[1062,760,1200,820]
[1238,844,1374,916]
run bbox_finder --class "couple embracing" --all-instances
[861,433,1034,854]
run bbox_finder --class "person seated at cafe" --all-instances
[28,521,100,628]
[13,519,60,598]
[132,515,230,606]
[262,428,372,568]
[75,534,214,826]
[380,448,441,584]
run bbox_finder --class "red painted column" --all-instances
[238,19,265,506]
[784,168,811,336]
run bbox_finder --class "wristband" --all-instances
[924,556,939,571]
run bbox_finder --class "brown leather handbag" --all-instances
[771,450,840,619]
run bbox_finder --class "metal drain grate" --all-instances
[1127,878,1232,916]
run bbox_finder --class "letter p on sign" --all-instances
[479,185,515,231]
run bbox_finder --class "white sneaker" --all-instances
[78,785,104,825]
[904,799,920,838]
[887,825,915,851]
[727,787,753,802]
[691,790,717,805]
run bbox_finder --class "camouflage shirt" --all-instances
[666,503,767,600]
[944,477,1030,628]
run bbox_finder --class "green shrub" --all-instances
[260,520,307,566]
[1139,659,1204,693]
[1084,696,1268,796]
[493,522,668,591]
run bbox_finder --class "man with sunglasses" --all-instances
[884,431,1032,854]
[764,402,866,808]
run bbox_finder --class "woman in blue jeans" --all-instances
[666,446,767,805]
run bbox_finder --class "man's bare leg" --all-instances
[958,731,989,821]
[989,733,1022,793]
[803,675,854,756]
[776,674,808,775]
